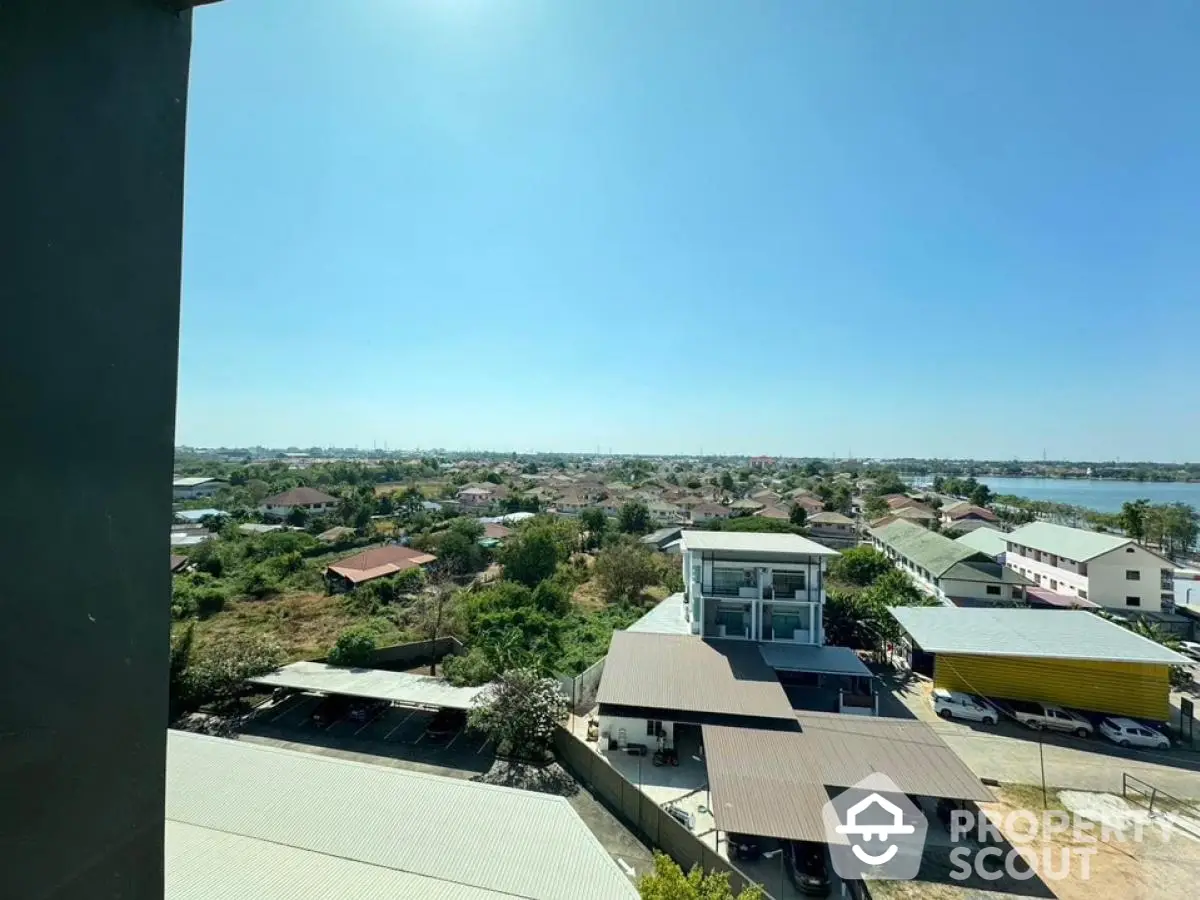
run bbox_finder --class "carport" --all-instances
[250,660,488,710]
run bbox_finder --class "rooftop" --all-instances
[167,731,636,900]
[249,661,487,710]
[261,486,338,507]
[624,592,692,636]
[888,607,1190,665]
[703,713,992,842]
[869,519,988,577]
[807,511,854,525]
[680,529,839,557]
[597,632,797,723]
[326,545,437,583]
[756,643,872,677]
[173,476,223,487]
[953,527,1009,558]
[1005,521,1146,562]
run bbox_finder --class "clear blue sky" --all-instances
[180,1,1200,460]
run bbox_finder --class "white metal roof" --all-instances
[625,592,692,636]
[1005,521,1142,562]
[889,607,1190,665]
[680,529,840,556]
[173,476,223,487]
[249,661,488,710]
[167,732,637,900]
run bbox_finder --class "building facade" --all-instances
[172,476,227,500]
[259,486,339,519]
[1003,522,1174,612]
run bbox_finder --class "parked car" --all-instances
[785,841,831,896]
[931,688,999,725]
[1007,700,1093,737]
[310,695,352,728]
[425,707,467,740]
[1099,717,1170,750]
[729,833,762,861]
[348,700,388,723]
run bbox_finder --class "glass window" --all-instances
[986,585,1001,595]
[772,571,806,596]
[1125,570,1140,581]
[1125,596,1141,607]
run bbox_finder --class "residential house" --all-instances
[952,526,1009,562]
[872,504,938,529]
[868,519,1030,607]
[317,525,356,543]
[885,494,921,510]
[552,492,590,517]
[681,530,839,643]
[170,525,214,547]
[646,499,683,525]
[641,526,683,553]
[729,498,764,515]
[688,501,732,524]
[1003,521,1174,613]
[259,487,338,520]
[806,511,857,548]
[748,455,775,469]
[455,482,509,508]
[788,493,825,516]
[173,508,224,524]
[750,489,781,505]
[754,504,790,520]
[482,522,512,541]
[325,545,437,591]
[941,503,999,528]
[172,476,228,500]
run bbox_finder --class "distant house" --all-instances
[751,489,782,505]
[790,495,825,516]
[317,525,356,543]
[689,502,732,524]
[646,500,684,525]
[173,508,224,524]
[455,482,509,508]
[169,554,189,574]
[325,545,437,591]
[884,495,922,511]
[941,503,999,527]
[238,522,284,535]
[872,505,937,529]
[172,476,228,500]
[754,505,790,521]
[807,511,856,547]
[730,498,765,514]
[482,522,512,541]
[260,487,338,520]
[749,456,775,469]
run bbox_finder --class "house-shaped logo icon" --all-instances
[822,773,927,881]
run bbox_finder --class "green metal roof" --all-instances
[1005,521,1134,562]
[953,527,1010,559]
[869,519,990,577]
[888,607,1190,665]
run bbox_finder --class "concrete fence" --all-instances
[553,726,762,896]
[365,637,464,670]
[557,655,607,714]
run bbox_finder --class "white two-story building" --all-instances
[681,530,838,644]
[1003,522,1174,613]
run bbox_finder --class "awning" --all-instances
[1025,586,1099,609]
[249,661,489,710]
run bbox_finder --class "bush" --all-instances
[442,647,497,687]
[468,668,568,759]
[595,538,658,604]
[194,587,228,619]
[241,565,280,599]
[327,626,377,667]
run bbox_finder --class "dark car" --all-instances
[425,707,467,739]
[729,833,763,861]
[785,840,831,897]
[310,695,352,728]
[347,700,388,723]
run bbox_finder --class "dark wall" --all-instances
[0,2,192,899]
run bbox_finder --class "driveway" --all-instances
[883,674,1200,800]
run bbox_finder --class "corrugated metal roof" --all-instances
[680,530,840,556]
[625,593,692,635]
[597,632,796,721]
[889,607,1190,665]
[869,520,987,576]
[953,527,1009,559]
[1005,521,1134,562]
[249,661,487,710]
[757,643,872,676]
[704,715,992,840]
[167,732,637,900]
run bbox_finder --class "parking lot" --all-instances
[242,691,495,775]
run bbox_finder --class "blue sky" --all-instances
[180,1,1200,460]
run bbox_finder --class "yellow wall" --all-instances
[933,654,1171,721]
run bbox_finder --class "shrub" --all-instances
[194,587,228,619]
[595,538,658,604]
[327,626,377,667]
[441,647,497,687]
[468,668,568,759]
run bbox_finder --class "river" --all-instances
[975,477,1200,514]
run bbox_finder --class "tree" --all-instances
[869,470,908,496]
[184,633,284,709]
[823,482,852,514]
[827,546,892,587]
[968,482,993,508]
[932,475,946,492]
[823,590,879,650]
[864,495,889,521]
[286,505,309,527]
[595,538,659,604]
[168,623,196,719]
[437,529,485,575]
[618,501,651,535]
[580,507,609,550]
[720,471,735,492]
[327,626,377,667]
[468,668,568,760]
[501,525,561,587]
[788,504,807,527]
[638,852,764,900]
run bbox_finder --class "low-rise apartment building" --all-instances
[259,486,338,519]
[681,530,839,643]
[1003,521,1174,612]
[806,511,857,548]
[869,520,1029,607]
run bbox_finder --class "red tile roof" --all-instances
[326,545,436,584]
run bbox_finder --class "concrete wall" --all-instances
[366,637,464,670]
[2,3,193,898]
[558,655,607,713]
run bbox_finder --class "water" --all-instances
[976,477,1200,514]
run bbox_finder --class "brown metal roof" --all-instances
[597,632,796,721]
[169,554,188,572]
[704,716,992,842]
[262,486,338,506]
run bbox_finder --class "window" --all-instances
[1012,587,1022,598]
[1126,596,1141,607]
[986,585,1001,595]
[1050,579,1057,590]
[1125,570,1140,581]
[646,720,663,737]
[1079,589,1088,599]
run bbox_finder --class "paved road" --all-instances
[882,675,1200,800]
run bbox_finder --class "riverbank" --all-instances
[978,477,1200,515]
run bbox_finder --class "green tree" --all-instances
[788,504,808,527]
[286,506,309,527]
[720,471,736,492]
[473,606,563,675]
[501,526,561,587]
[468,668,568,760]
[595,537,658,604]
[437,529,485,575]
[968,482,993,508]
[638,852,764,900]
[864,495,889,520]
[827,546,892,587]
[168,623,196,719]
[824,482,852,514]
[618,501,651,535]
[580,507,609,550]
[327,626,377,667]
[184,633,284,709]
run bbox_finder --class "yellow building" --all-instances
[890,607,1186,722]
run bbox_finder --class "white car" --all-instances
[932,689,999,725]
[1099,717,1170,750]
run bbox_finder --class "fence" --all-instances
[554,726,762,896]
[557,655,607,714]
[1122,772,1200,826]
[365,637,464,670]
